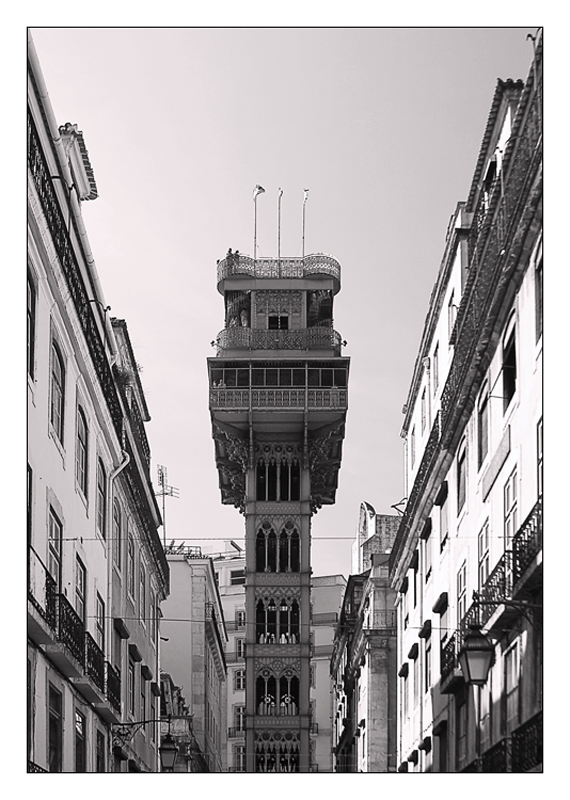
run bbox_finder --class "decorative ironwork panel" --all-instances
[84,632,105,691]
[512,711,542,772]
[28,548,57,629]
[57,594,85,664]
[440,632,458,683]
[105,661,121,713]
[217,253,341,285]
[482,737,510,772]
[479,551,513,626]
[513,498,542,584]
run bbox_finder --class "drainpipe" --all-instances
[28,31,118,365]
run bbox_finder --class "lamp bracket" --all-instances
[111,718,161,746]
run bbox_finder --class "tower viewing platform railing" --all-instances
[215,326,343,355]
[217,253,341,293]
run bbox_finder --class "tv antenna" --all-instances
[156,465,179,546]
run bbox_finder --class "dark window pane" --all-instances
[334,369,347,387]
[252,369,265,386]
[266,369,278,386]
[268,316,279,330]
[237,369,249,387]
[279,369,292,386]
[211,369,223,386]
[225,369,237,387]
[279,316,289,330]
[308,369,319,387]
[321,369,333,387]
[293,369,305,386]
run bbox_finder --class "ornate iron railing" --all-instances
[440,66,542,442]
[28,110,123,441]
[57,594,85,664]
[482,737,510,772]
[478,551,513,626]
[440,632,459,683]
[217,253,341,286]
[28,761,48,773]
[210,387,348,411]
[363,610,397,630]
[461,758,482,773]
[106,661,121,713]
[128,393,151,470]
[28,547,57,629]
[513,498,543,584]
[85,632,105,691]
[216,326,343,354]
[512,711,542,772]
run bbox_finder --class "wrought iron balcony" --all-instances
[105,662,122,714]
[84,632,105,692]
[363,610,397,630]
[217,253,341,290]
[477,551,514,629]
[481,737,510,772]
[28,547,57,634]
[513,498,542,586]
[57,594,85,664]
[440,632,461,686]
[215,326,343,355]
[512,711,542,772]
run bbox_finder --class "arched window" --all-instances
[76,407,88,496]
[50,341,65,443]
[257,457,301,501]
[96,459,107,539]
[256,674,277,715]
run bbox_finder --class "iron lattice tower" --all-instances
[208,251,349,773]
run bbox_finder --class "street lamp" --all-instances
[159,733,178,772]
[458,625,495,686]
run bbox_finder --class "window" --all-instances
[423,521,432,580]
[456,694,467,771]
[448,292,456,339]
[402,585,409,630]
[268,315,288,330]
[440,496,449,551]
[50,340,65,443]
[75,556,87,624]
[502,327,517,412]
[140,561,146,624]
[76,407,88,496]
[433,343,439,394]
[310,664,316,687]
[96,593,105,650]
[149,591,156,644]
[410,427,416,468]
[235,670,246,690]
[457,444,467,513]
[256,458,300,502]
[537,418,543,496]
[141,683,147,733]
[478,522,490,589]
[457,561,467,626]
[236,610,246,628]
[96,459,107,539]
[504,468,518,546]
[425,640,432,692]
[234,744,246,772]
[28,271,36,378]
[96,730,106,773]
[127,533,135,598]
[535,256,543,342]
[112,499,122,569]
[236,638,246,658]
[504,641,520,734]
[413,651,420,706]
[235,705,245,732]
[402,673,409,722]
[477,388,489,468]
[48,507,62,588]
[128,661,135,717]
[230,569,245,586]
[48,684,63,772]
[75,710,86,772]
[113,629,122,676]
[421,389,427,434]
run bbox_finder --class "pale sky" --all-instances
[30,26,539,579]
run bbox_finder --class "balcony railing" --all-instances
[57,594,85,664]
[513,498,543,585]
[217,253,341,287]
[215,326,343,355]
[228,727,245,738]
[84,632,105,692]
[28,548,57,630]
[481,737,510,772]
[512,711,542,772]
[106,662,121,713]
[440,632,460,684]
[210,387,348,412]
[478,551,513,627]
[363,610,397,630]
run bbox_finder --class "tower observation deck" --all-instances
[208,251,349,772]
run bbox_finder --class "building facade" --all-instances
[390,38,542,772]
[27,33,169,773]
[160,671,209,772]
[208,251,350,772]
[331,507,399,772]
[159,548,228,772]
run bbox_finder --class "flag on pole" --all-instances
[253,185,265,200]
[278,187,283,198]
[303,188,309,205]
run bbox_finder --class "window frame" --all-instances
[75,708,87,772]
[48,507,63,589]
[457,442,467,513]
[75,555,87,624]
[504,467,518,547]
[96,458,107,539]
[75,406,89,497]
[48,683,63,773]
[112,498,122,569]
[477,386,489,469]
[50,339,66,444]
[502,323,517,414]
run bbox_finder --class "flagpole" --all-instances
[253,185,265,262]
[302,188,309,261]
[278,188,283,276]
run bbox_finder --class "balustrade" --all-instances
[440,632,459,684]
[482,737,510,772]
[513,498,543,584]
[478,551,513,626]
[105,662,121,713]
[57,594,85,664]
[217,253,341,286]
[216,326,342,354]
[512,711,542,772]
[28,548,57,630]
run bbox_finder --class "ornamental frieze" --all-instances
[254,586,301,603]
[249,572,301,587]
[255,659,300,678]
[255,502,303,517]
[253,643,301,658]
[255,441,302,464]
[254,290,303,317]
[255,514,301,532]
